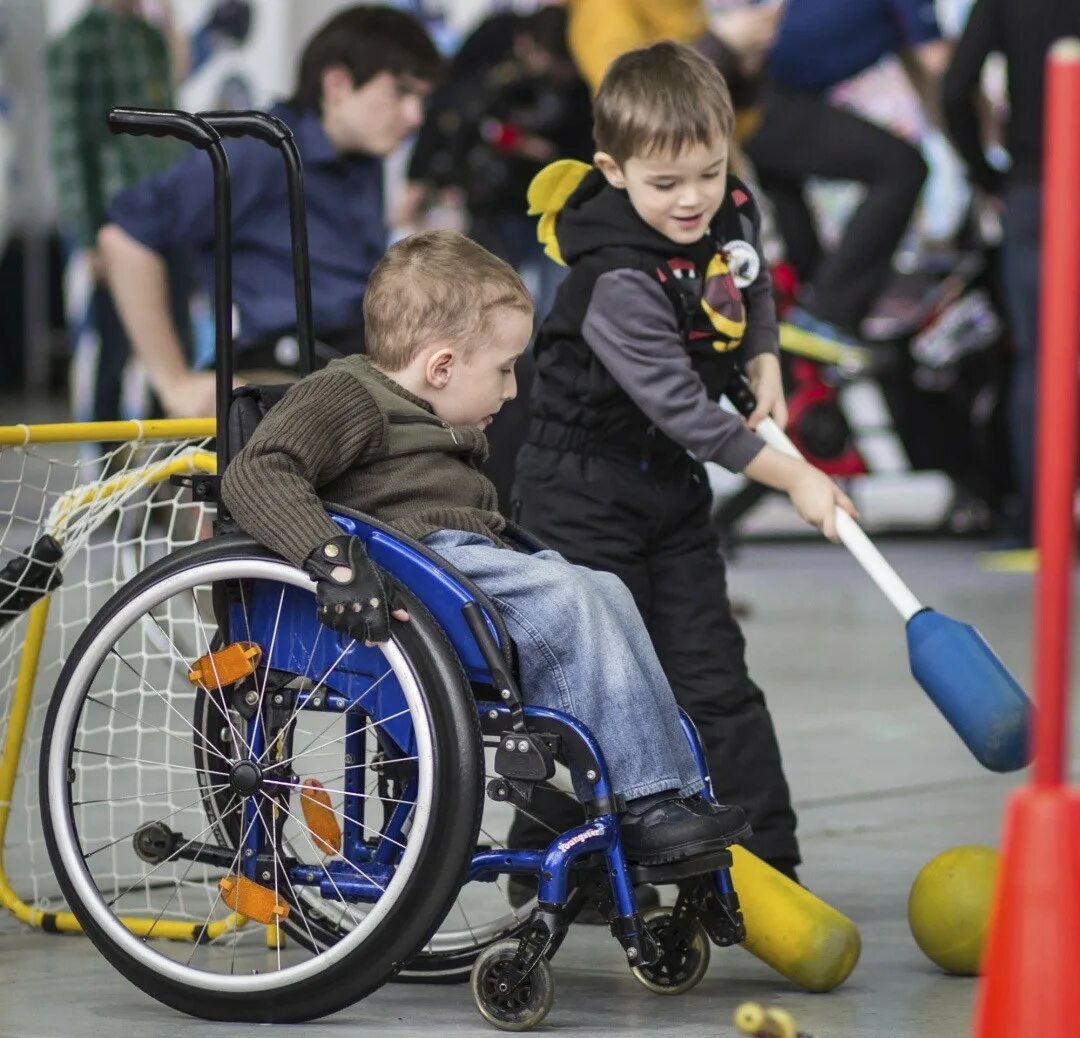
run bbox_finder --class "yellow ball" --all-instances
[907,845,999,975]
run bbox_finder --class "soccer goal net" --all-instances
[0,419,215,932]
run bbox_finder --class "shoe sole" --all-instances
[625,822,752,867]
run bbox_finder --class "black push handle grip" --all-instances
[724,370,757,419]
[109,105,235,483]
[108,107,219,149]
[199,110,315,377]
[198,110,291,144]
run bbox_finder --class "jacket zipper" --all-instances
[387,411,461,445]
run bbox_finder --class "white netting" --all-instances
[0,433,214,927]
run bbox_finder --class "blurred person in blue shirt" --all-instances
[744,0,951,340]
[99,5,440,419]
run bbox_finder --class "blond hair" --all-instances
[363,230,533,370]
[593,41,735,167]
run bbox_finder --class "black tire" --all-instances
[40,536,483,1023]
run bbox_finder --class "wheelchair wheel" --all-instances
[471,938,554,1031]
[630,906,711,995]
[40,537,483,1023]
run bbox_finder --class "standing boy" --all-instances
[514,42,857,878]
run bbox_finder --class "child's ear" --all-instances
[320,65,355,106]
[594,152,626,189]
[424,346,455,389]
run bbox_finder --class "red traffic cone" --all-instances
[972,786,1080,1036]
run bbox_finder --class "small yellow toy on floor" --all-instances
[734,1002,811,1038]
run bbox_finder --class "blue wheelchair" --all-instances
[38,110,747,1029]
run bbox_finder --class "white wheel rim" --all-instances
[47,556,435,994]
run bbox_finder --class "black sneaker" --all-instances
[620,792,751,866]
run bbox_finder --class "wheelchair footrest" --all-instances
[629,849,733,887]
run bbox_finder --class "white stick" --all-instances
[757,417,925,622]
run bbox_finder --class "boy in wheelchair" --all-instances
[220,229,750,867]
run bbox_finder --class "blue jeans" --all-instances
[422,530,705,803]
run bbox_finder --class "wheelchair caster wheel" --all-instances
[631,906,711,995]
[470,939,554,1031]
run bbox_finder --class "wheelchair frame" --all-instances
[37,107,750,1029]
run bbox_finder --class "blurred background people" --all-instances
[743,0,951,342]
[46,0,191,426]
[565,0,778,125]
[943,0,1080,550]
[97,5,439,418]
[401,5,591,323]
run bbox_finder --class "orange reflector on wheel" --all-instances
[187,641,261,687]
[300,778,342,856]
[218,874,290,926]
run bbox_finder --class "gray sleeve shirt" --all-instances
[581,268,769,473]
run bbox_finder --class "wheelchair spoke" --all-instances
[107,647,232,765]
[88,683,229,769]
[259,660,393,770]
[74,782,219,807]
[190,589,252,758]
[236,577,253,645]
[146,606,249,760]
[300,756,419,778]
[104,804,238,911]
[185,808,261,970]
[275,848,322,952]
[262,792,369,933]
[79,784,229,862]
[297,785,408,853]
[265,702,406,776]
[143,835,219,941]
[262,779,415,810]
[251,637,368,767]
[262,791,387,896]
[254,586,286,749]
[73,745,230,779]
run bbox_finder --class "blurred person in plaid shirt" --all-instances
[47,0,192,425]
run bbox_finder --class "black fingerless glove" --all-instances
[303,535,391,644]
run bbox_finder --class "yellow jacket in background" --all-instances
[567,0,707,92]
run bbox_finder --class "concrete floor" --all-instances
[0,535,1050,1038]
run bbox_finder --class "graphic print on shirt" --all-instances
[658,254,747,354]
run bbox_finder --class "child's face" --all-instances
[596,136,729,245]
[426,307,533,428]
[322,69,432,156]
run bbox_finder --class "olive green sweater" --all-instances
[220,356,506,567]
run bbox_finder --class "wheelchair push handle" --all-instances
[198,110,316,378]
[198,109,291,144]
[108,106,234,484]
[108,107,220,150]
